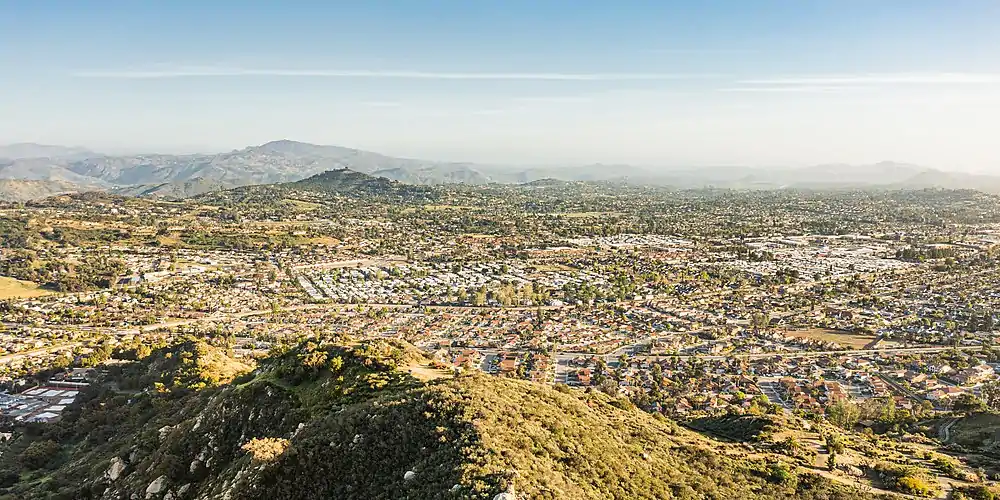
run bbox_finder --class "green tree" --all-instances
[826,400,861,429]
[953,393,987,414]
[18,440,61,469]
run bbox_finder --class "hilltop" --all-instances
[0,339,883,500]
[193,168,437,207]
[291,167,428,195]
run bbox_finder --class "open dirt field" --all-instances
[0,277,53,299]
[784,328,877,349]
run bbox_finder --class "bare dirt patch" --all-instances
[784,328,877,349]
[405,361,452,382]
[0,277,53,299]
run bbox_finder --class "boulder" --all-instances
[145,476,167,498]
[107,457,127,481]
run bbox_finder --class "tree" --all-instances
[825,434,846,455]
[597,378,618,397]
[18,440,61,469]
[826,400,861,429]
[473,287,487,307]
[980,381,1000,411]
[952,393,987,414]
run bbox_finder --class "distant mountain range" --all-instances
[0,143,96,161]
[1,139,999,201]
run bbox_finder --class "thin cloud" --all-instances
[360,101,402,107]
[74,67,721,81]
[739,73,1000,85]
[648,48,755,54]
[510,96,594,104]
[718,86,864,93]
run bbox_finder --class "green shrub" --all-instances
[17,440,60,470]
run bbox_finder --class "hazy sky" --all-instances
[3,1,1000,170]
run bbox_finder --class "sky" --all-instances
[3,0,1000,170]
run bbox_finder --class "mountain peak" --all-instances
[251,140,355,157]
[295,167,372,183]
[258,139,313,149]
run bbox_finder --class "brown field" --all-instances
[783,328,876,349]
[405,362,453,382]
[284,198,323,211]
[308,236,341,246]
[156,236,181,247]
[0,277,53,299]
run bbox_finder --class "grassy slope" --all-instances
[1,340,888,500]
[937,412,1000,453]
[245,373,885,500]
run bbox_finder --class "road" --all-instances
[0,342,82,364]
[876,372,923,404]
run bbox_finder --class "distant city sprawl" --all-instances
[1,179,1000,496]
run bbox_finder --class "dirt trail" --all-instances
[939,418,959,442]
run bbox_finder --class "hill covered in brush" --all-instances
[193,167,437,207]
[0,339,886,499]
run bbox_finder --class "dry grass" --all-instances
[284,198,323,210]
[156,236,181,246]
[0,277,52,299]
[241,437,291,462]
[784,328,876,349]
[196,350,255,385]
[404,361,452,381]
[307,236,340,246]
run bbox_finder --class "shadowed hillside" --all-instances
[0,339,887,500]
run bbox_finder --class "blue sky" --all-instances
[3,1,1000,170]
